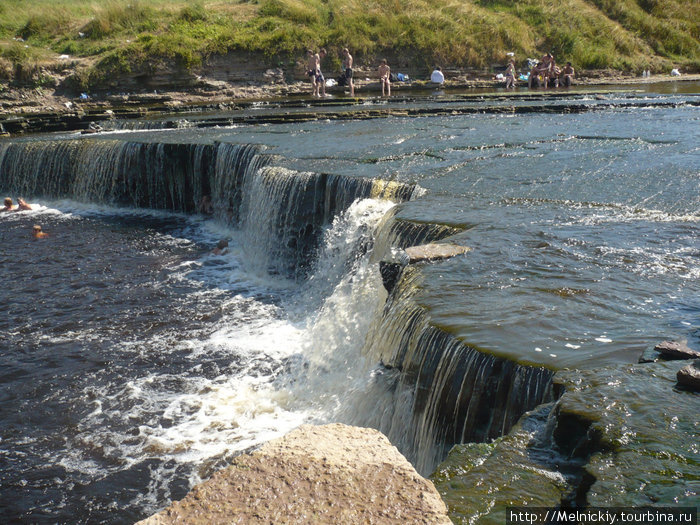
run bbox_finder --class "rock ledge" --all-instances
[137,423,451,524]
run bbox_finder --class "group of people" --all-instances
[306,48,392,97]
[525,53,575,89]
[2,197,32,212]
[2,197,48,238]
[305,48,574,96]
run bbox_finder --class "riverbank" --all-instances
[2,72,699,119]
[2,73,699,137]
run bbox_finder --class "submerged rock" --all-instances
[654,340,700,360]
[677,360,700,390]
[137,423,451,525]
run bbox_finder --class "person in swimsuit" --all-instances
[314,48,327,97]
[378,59,391,96]
[561,62,575,87]
[2,197,32,212]
[342,48,354,96]
[17,198,32,211]
[306,49,317,96]
[32,225,48,239]
[504,59,516,89]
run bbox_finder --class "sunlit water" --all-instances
[1,87,699,523]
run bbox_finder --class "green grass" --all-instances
[0,0,698,90]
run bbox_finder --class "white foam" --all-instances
[51,196,398,513]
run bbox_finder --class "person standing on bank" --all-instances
[342,48,354,96]
[504,59,516,89]
[314,48,327,97]
[379,59,391,96]
[306,49,318,96]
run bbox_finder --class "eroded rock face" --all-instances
[137,423,451,525]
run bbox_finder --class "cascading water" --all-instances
[6,92,697,523]
[0,139,216,211]
[0,136,559,489]
[340,262,554,475]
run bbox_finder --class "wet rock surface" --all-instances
[654,340,700,360]
[137,423,451,525]
[405,243,471,263]
[677,360,700,390]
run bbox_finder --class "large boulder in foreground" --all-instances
[138,423,451,525]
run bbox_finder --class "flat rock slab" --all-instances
[677,360,700,391]
[138,423,451,525]
[654,340,700,360]
[405,243,470,264]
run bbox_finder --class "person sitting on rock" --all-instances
[430,66,445,85]
[561,62,575,87]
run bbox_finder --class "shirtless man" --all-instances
[342,48,354,96]
[2,197,32,212]
[32,225,48,239]
[315,48,327,97]
[561,62,575,87]
[306,49,318,96]
[378,59,391,96]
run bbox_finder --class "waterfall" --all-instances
[210,142,270,224]
[0,138,416,277]
[1,135,553,477]
[345,261,554,475]
[0,139,216,211]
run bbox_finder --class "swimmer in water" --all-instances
[17,198,32,211]
[212,239,229,255]
[1,197,13,212]
[32,225,48,239]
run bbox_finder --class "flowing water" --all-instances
[1,85,699,523]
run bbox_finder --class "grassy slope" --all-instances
[0,0,698,90]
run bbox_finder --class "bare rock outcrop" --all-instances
[137,423,451,525]
[654,340,700,360]
[677,360,700,391]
